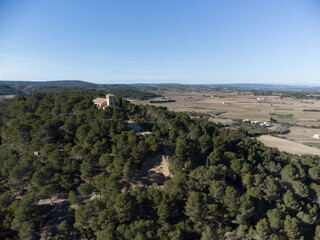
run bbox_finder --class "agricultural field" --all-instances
[257,135,320,155]
[304,142,320,148]
[134,87,320,154]
[278,126,320,143]
[0,94,15,102]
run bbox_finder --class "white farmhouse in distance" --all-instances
[313,134,320,139]
[92,93,115,109]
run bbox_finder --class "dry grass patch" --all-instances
[257,135,320,155]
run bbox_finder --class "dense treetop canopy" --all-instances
[1,91,320,239]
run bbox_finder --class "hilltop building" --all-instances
[93,93,115,109]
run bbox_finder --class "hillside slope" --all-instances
[1,91,320,239]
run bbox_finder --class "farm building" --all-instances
[249,120,273,127]
[93,93,115,109]
[251,121,261,125]
[313,134,320,139]
[260,122,273,127]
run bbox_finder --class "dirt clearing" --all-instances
[134,155,172,187]
[257,135,320,155]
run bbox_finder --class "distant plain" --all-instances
[134,87,320,154]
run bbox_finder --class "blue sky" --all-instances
[0,0,320,84]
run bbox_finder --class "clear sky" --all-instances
[0,0,320,85]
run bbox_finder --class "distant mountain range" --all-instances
[1,80,320,95]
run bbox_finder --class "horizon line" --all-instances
[1,79,320,87]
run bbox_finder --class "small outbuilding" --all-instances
[251,121,261,125]
[314,134,320,139]
[260,121,273,127]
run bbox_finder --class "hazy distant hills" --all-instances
[1,80,320,95]
[0,80,122,95]
[0,80,162,100]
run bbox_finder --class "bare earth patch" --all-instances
[37,197,68,205]
[257,135,320,155]
[135,155,172,187]
[127,120,143,131]
[148,155,172,178]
